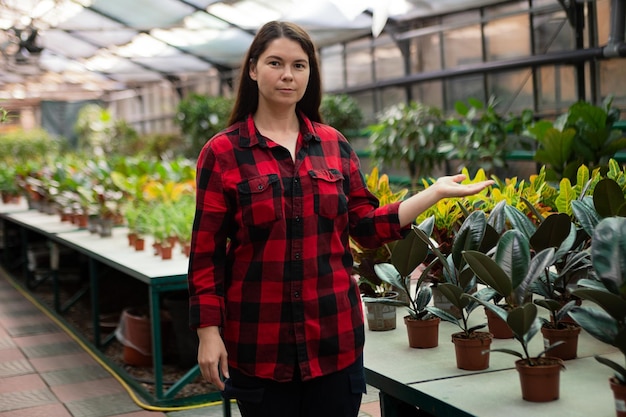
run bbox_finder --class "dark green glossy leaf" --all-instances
[507,303,538,341]
[451,210,486,269]
[594,178,626,218]
[504,204,536,240]
[495,230,530,291]
[571,288,626,321]
[569,305,618,344]
[530,213,571,252]
[591,217,626,295]
[391,229,429,277]
[463,250,512,298]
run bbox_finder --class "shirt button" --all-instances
[294,291,300,298]
[295,216,301,222]
[294,252,301,260]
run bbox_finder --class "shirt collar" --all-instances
[240,112,320,148]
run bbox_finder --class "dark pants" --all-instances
[222,357,365,417]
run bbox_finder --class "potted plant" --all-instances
[413,210,500,369]
[568,215,626,415]
[320,94,364,138]
[477,302,566,402]
[534,299,581,360]
[442,96,533,177]
[466,207,563,338]
[368,101,450,189]
[175,94,234,158]
[529,97,626,182]
[368,221,441,348]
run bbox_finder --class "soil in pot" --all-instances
[485,307,513,339]
[451,331,492,370]
[364,291,398,331]
[404,316,440,348]
[541,324,581,360]
[610,377,626,417]
[515,357,563,402]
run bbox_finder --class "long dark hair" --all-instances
[227,21,322,126]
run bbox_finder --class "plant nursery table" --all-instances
[0,208,230,413]
[363,310,620,417]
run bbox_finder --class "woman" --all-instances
[188,20,493,417]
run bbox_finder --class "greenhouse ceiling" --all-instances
[0,0,504,102]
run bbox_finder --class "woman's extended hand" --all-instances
[430,174,495,198]
[398,174,495,227]
[197,326,229,390]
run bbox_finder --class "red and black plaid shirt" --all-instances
[188,113,407,382]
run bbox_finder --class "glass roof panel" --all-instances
[207,1,282,29]
[90,0,193,29]
[41,30,100,58]
[184,11,231,31]
[132,55,211,73]
[55,7,125,31]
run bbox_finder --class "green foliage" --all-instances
[412,211,499,336]
[369,101,450,188]
[443,96,533,177]
[569,216,626,383]
[531,97,626,181]
[320,94,363,136]
[0,128,60,164]
[175,94,234,158]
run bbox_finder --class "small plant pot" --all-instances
[541,324,581,360]
[161,245,173,260]
[610,377,626,417]
[485,307,513,339]
[404,316,440,348]
[451,331,492,370]
[99,218,114,237]
[119,308,152,367]
[515,357,563,402]
[364,291,398,331]
[134,238,145,251]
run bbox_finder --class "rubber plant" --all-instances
[415,210,500,337]
[568,180,626,385]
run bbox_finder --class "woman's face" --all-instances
[249,37,310,111]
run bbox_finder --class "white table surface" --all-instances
[6,210,82,234]
[0,199,29,214]
[363,307,620,416]
[56,228,189,281]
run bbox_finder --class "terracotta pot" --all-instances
[76,213,89,228]
[134,238,145,251]
[364,291,398,331]
[541,324,581,360]
[120,308,152,367]
[451,331,492,370]
[610,377,626,417]
[404,316,440,348]
[485,307,514,339]
[127,232,137,247]
[515,357,563,402]
[161,245,173,260]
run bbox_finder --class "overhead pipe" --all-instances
[603,0,626,57]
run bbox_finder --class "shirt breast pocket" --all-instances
[237,174,283,227]
[309,169,348,219]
